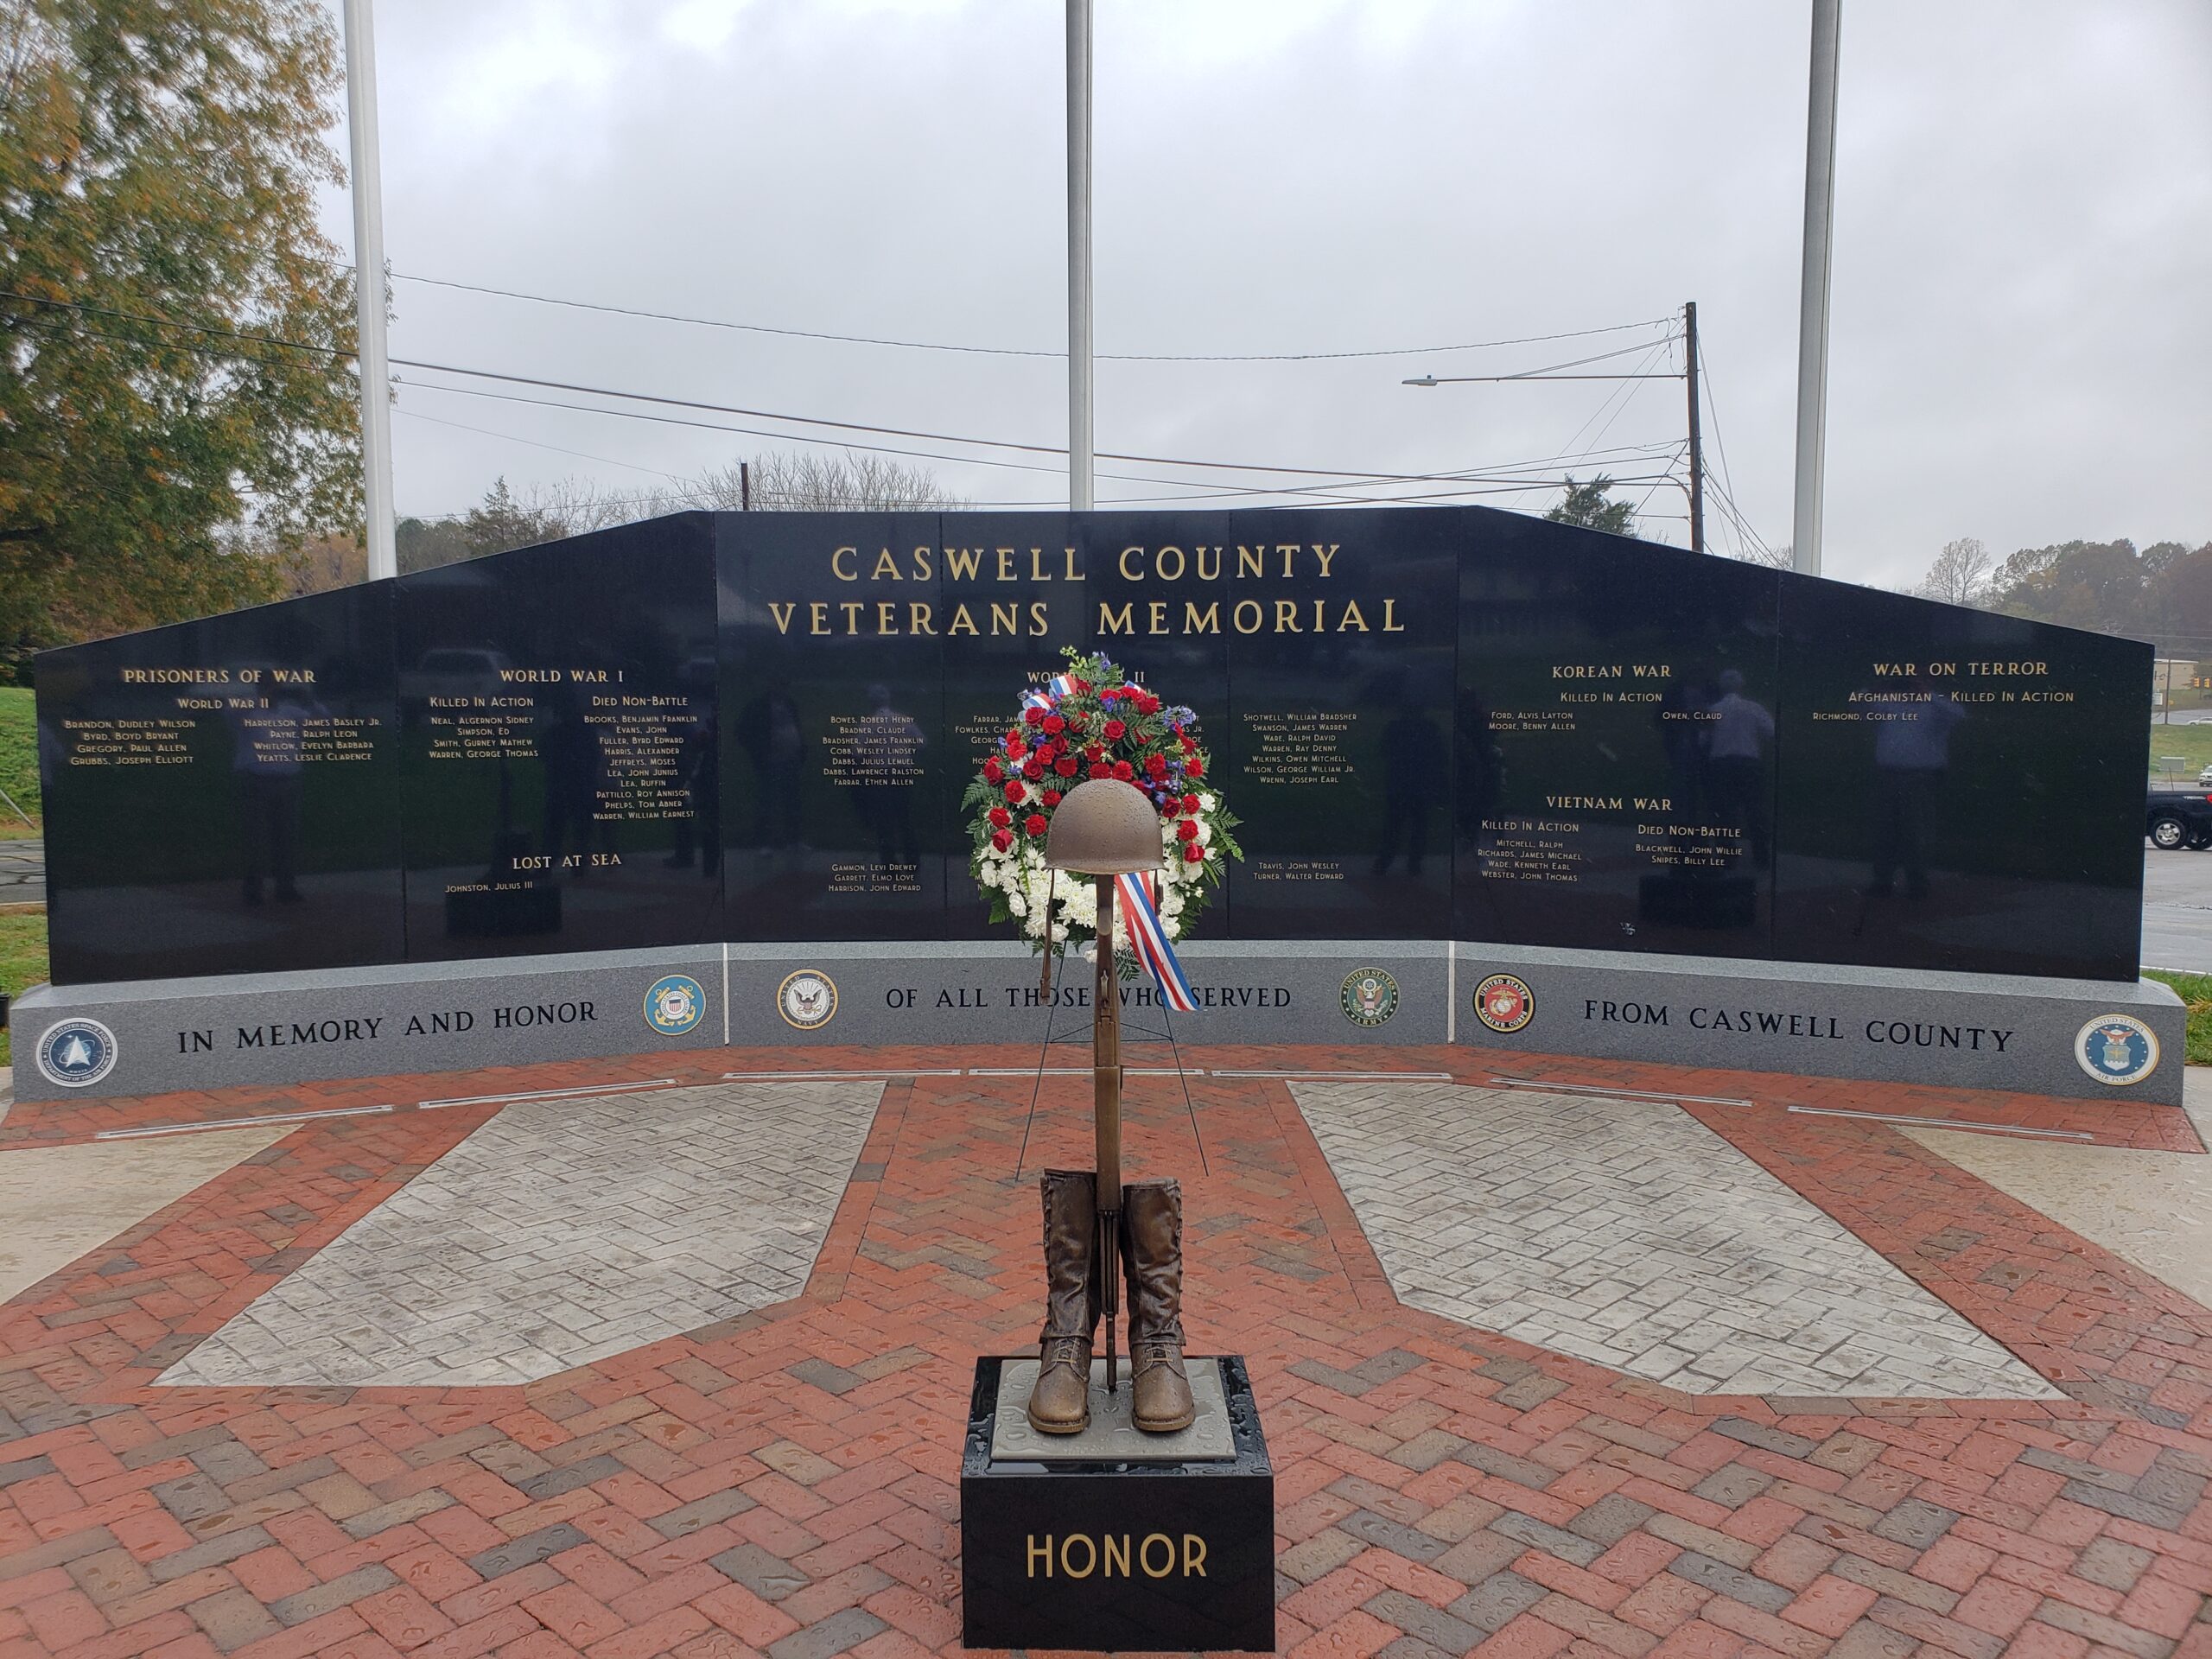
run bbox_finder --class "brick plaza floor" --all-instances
[3,1042,2212,1659]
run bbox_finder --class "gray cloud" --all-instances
[329,0,2212,588]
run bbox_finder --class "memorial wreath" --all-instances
[964,649,1241,953]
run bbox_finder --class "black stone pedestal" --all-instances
[960,1355,1274,1653]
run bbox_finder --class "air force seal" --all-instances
[1340,969,1399,1027]
[35,1017,118,1089]
[778,969,839,1031]
[2075,1014,2158,1085]
[644,974,706,1036]
[1472,973,1535,1034]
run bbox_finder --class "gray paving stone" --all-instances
[1446,1570,1548,1635]
[1667,1550,1794,1613]
[768,1609,887,1659]
[1291,1081,2060,1399]
[1364,1588,1485,1656]
[712,1541,809,1601]
[158,1081,883,1387]
[467,1522,589,1579]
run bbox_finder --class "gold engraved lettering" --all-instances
[1119,545,1144,581]
[1313,543,1339,577]
[1383,599,1405,632]
[1141,1533,1176,1578]
[1156,544,1185,582]
[912,544,933,580]
[909,603,936,635]
[871,548,900,581]
[1060,1535,1096,1579]
[1277,543,1298,577]
[1236,545,1265,578]
[1276,599,1301,632]
[995,547,1017,582]
[770,603,798,634]
[1028,547,1052,582]
[1027,1535,1052,1579]
[1100,601,1135,635]
[1233,600,1263,634]
[1195,545,1220,580]
[810,603,830,635]
[947,547,982,581]
[1028,601,1050,637]
[1103,1534,1129,1576]
[1338,600,1369,632]
[991,602,1019,635]
[1149,601,1168,634]
[831,546,858,581]
[1065,546,1084,580]
[1184,1535,1207,1576]
[949,604,979,636]
[1185,601,1220,633]
[840,602,864,633]
[877,601,898,633]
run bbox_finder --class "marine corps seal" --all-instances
[1340,968,1399,1027]
[1472,973,1535,1034]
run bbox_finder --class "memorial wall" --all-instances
[37,506,2151,987]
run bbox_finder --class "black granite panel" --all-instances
[717,512,949,938]
[39,584,404,983]
[395,517,721,960]
[960,1356,1274,1653]
[1454,518,1783,957]
[1770,579,2147,981]
[1215,510,1455,938]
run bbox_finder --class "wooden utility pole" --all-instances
[1684,301,1706,556]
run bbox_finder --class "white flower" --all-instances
[1008,893,1027,917]
[1198,792,1216,811]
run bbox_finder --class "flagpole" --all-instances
[342,0,397,581]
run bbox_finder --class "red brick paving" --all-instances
[1,1043,2208,1659]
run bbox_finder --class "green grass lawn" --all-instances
[2145,969,2212,1066]
[2148,721,2212,785]
[0,687,40,836]
[0,908,49,1070]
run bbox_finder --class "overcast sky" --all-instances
[321,0,2212,591]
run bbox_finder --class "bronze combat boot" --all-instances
[1121,1179,1197,1433]
[1025,1169,1102,1434]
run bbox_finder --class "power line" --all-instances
[381,268,1675,364]
[3,290,1692,487]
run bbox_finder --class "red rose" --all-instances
[991,829,1014,852]
[1055,755,1078,778]
[1179,734,1196,753]
[983,758,1003,783]
[1112,760,1134,781]
[1024,706,1044,727]
[1007,735,1027,758]
[1103,719,1126,740]
[1042,788,1062,806]
[1085,744,1103,760]
[1180,792,1199,814]
[1181,842,1204,863]
[988,806,1011,828]
[1021,756,1044,780]
[1005,780,1026,803]
[1145,753,1169,779]
[1042,715,1065,735]
[1185,756,1205,778]
[1006,727,1023,745]
[1176,819,1199,842]
[1139,692,1160,714]
[1160,799,1180,818]
[1024,813,1048,836]
[1089,763,1112,779]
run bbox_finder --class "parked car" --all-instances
[2147,787,2212,850]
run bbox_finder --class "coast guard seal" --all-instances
[778,969,839,1031]
[35,1017,118,1089]
[644,974,706,1036]
[2074,1014,2158,1085]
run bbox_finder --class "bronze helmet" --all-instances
[1045,779,1165,874]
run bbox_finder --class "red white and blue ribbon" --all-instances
[1116,870,1198,1013]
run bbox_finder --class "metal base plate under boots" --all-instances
[993,1357,1234,1463]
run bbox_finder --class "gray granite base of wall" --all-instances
[5,938,2185,1107]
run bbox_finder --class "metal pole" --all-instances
[740,461,751,511]
[1684,301,1705,556]
[341,0,397,582]
[1790,0,1841,578]
[1093,874,1121,1391]
[1065,0,1094,512]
